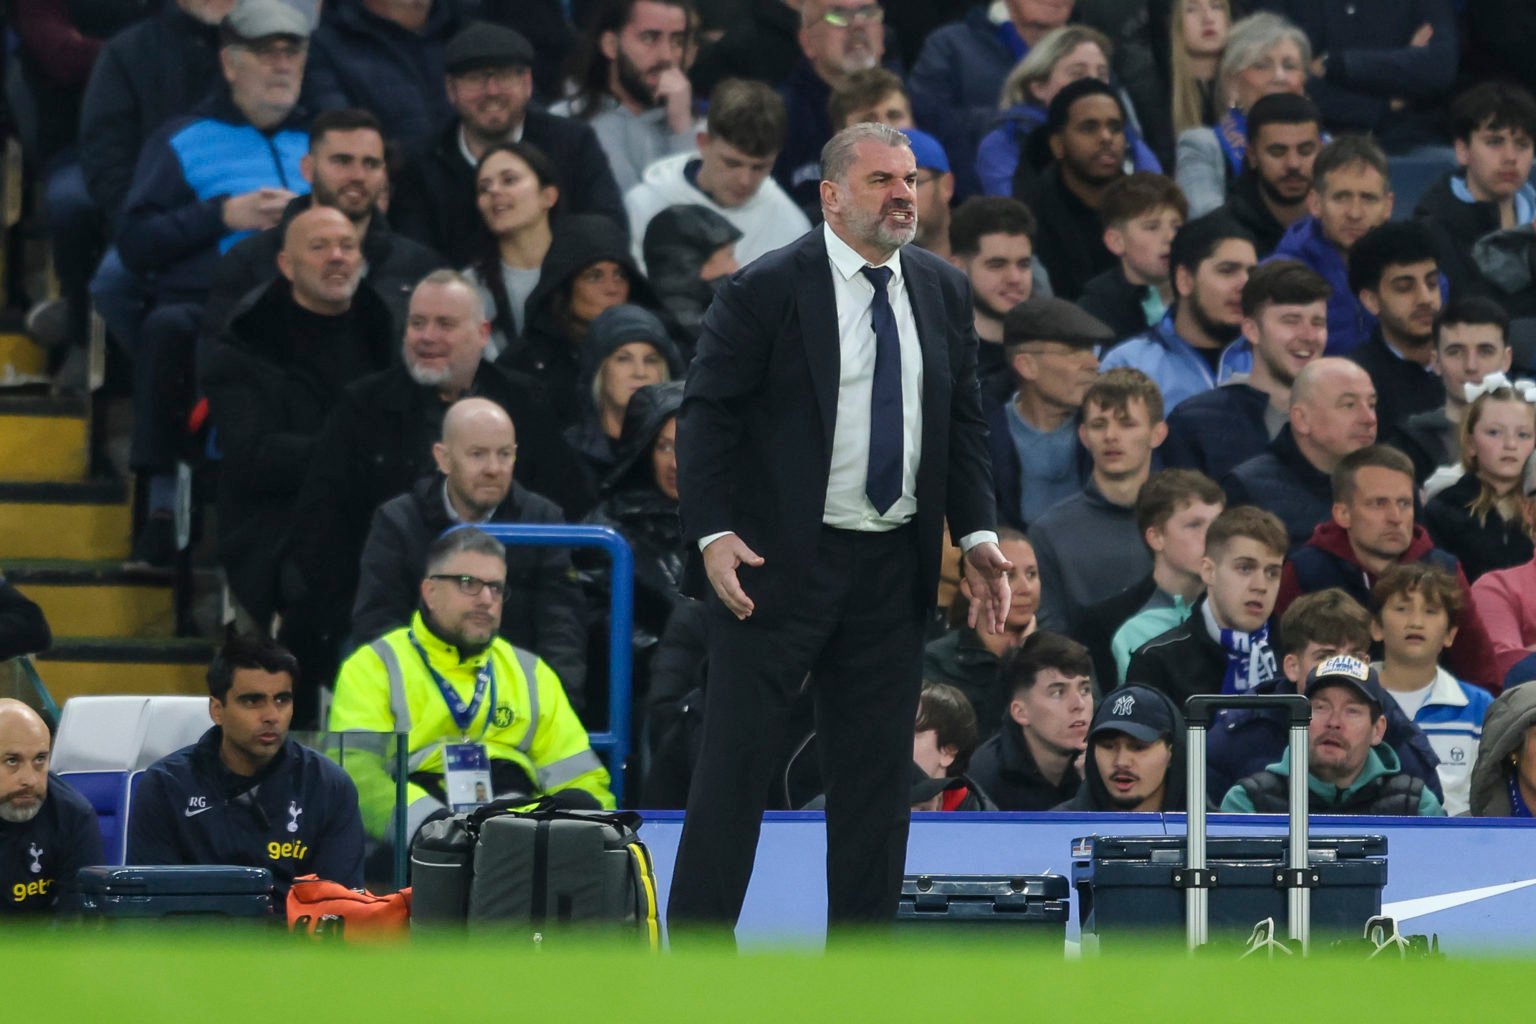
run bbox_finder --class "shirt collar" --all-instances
[824,222,904,287]
[441,479,495,525]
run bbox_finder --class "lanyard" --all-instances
[408,630,497,740]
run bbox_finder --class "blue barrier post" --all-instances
[478,523,635,806]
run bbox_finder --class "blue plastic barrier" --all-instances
[479,523,635,806]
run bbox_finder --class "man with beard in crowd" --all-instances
[1220,93,1323,258]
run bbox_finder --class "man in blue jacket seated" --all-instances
[128,635,364,899]
[1221,654,1445,816]
[0,700,103,914]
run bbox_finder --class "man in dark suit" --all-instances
[668,123,1013,938]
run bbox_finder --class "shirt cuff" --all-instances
[958,531,998,553]
[698,531,732,552]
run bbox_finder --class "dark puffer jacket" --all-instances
[642,204,742,349]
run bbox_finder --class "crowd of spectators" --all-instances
[8,0,1536,891]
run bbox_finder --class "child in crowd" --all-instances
[1371,563,1494,815]
[1078,173,1189,341]
[1425,375,1536,581]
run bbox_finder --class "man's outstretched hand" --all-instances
[963,541,1014,635]
[703,533,763,620]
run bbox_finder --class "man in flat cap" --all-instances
[392,21,628,266]
[985,296,1115,532]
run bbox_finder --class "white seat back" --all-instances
[54,696,210,771]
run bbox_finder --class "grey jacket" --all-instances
[1468,683,1536,816]
[1174,127,1228,217]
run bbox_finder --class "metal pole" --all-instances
[1186,722,1207,951]
[1288,722,1310,953]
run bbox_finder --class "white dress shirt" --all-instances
[700,225,996,554]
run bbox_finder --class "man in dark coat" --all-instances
[352,398,588,706]
[202,207,396,627]
[203,108,445,340]
[390,21,627,267]
[1055,686,1187,812]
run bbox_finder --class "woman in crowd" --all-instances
[1169,0,1232,141]
[1425,377,1536,581]
[464,141,560,359]
[500,213,668,429]
[975,26,1159,199]
[1471,457,1536,688]
[565,304,684,485]
[1469,683,1536,816]
[1175,12,1310,215]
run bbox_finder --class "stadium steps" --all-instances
[0,394,208,706]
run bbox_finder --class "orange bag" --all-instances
[287,874,412,941]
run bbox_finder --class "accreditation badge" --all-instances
[443,742,493,812]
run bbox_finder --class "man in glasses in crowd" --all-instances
[330,527,612,845]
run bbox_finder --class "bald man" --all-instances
[1222,357,1380,548]
[0,700,103,914]
[351,397,589,708]
[201,205,398,633]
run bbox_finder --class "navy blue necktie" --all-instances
[860,264,902,515]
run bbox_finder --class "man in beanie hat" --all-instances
[1222,654,1446,815]
[392,21,627,266]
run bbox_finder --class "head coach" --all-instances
[667,121,1012,942]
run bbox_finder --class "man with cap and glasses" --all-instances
[392,21,628,267]
[986,296,1114,532]
[1221,655,1446,816]
[1055,685,1187,812]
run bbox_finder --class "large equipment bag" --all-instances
[1072,694,1388,953]
[896,874,1069,945]
[67,865,273,919]
[411,799,659,946]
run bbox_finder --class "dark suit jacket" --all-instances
[677,227,997,623]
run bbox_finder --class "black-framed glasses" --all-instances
[429,574,507,599]
[820,3,883,28]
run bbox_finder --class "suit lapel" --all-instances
[903,252,948,441]
[796,232,841,438]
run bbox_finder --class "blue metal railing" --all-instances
[478,523,635,806]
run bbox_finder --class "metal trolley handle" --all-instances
[1184,694,1312,954]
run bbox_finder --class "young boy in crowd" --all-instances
[1125,506,1287,704]
[1371,563,1495,815]
[1078,173,1189,342]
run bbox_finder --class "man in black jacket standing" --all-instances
[391,22,628,266]
[352,398,588,708]
[203,108,445,339]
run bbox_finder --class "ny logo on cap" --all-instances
[1111,693,1136,716]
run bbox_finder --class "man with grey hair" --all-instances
[669,122,1011,939]
[0,700,103,914]
[281,272,588,724]
[330,528,612,843]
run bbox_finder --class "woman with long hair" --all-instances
[1425,376,1536,581]
[463,141,560,358]
[1169,0,1232,139]
[1175,12,1309,215]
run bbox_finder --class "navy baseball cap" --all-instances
[1089,686,1174,745]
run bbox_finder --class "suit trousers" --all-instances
[667,524,926,939]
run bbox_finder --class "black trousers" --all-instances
[667,525,925,938]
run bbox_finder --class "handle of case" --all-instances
[1184,693,1312,726]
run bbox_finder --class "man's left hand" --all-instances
[963,541,1013,636]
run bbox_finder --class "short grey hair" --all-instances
[1219,13,1312,108]
[820,122,911,186]
[414,267,488,320]
[424,526,507,577]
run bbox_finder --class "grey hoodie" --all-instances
[1468,684,1536,816]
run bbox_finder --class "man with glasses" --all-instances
[351,398,588,709]
[112,0,313,568]
[331,527,613,843]
[773,0,894,212]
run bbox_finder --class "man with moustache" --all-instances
[1346,222,1446,438]
[1164,260,1331,481]
[773,0,895,212]
[351,398,587,698]
[393,22,627,267]
[553,0,698,193]
[1219,94,1324,258]
[1100,214,1259,412]
[1055,685,1187,812]
[203,206,396,630]
[0,700,102,915]
[668,123,1011,938]
[1022,80,1132,301]
[204,108,445,338]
